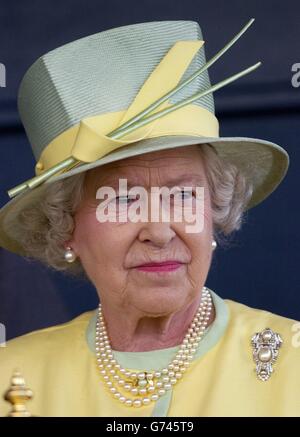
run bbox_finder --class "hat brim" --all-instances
[0,134,289,256]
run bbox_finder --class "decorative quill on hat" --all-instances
[0,19,289,255]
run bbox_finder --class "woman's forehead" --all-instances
[86,146,206,186]
[85,159,206,186]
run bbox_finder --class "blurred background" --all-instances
[0,0,299,340]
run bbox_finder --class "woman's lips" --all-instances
[134,261,184,272]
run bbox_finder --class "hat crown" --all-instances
[17,20,214,160]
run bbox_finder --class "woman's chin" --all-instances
[131,289,187,315]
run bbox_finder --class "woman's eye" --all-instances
[115,195,136,204]
[179,190,194,199]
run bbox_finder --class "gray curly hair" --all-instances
[14,144,253,277]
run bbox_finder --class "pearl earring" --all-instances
[212,240,217,250]
[64,246,77,263]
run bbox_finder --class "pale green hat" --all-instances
[0,19,289,256]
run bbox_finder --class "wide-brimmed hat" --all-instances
[0,19,289,256]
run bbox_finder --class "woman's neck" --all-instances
[99,295,216,352]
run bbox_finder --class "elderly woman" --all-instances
[0,20,299,417]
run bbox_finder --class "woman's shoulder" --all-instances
[224,297,299,326]
[2,309,95,353]
[0,310,96,389]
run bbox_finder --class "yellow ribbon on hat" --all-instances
[35,40,218,175]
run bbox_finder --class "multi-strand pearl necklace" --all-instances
[95,286,212,408]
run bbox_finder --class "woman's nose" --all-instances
[138,222,176,247]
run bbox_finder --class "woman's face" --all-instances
[69,145,214,317]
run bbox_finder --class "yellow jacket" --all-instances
[0,289,299,417]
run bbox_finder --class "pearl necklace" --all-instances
[95,286,212,408]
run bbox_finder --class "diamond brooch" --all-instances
[251,328,283,381]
